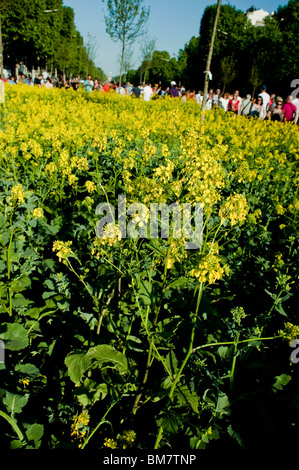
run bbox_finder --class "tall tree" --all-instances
[220,55,236,93]
[102,0,150,87]
[138,34,155,83]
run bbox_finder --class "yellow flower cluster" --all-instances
[103,438,118,449]
[52,240,73,262]
[103,430,136,449]
[280,322,299,344]
[92,223,122,255]
[219,194,249,226]
[85,180,97,194]
[10,184,25,205]
[71,410,90,444]
[189,254,230,285]
[32,207,44,219]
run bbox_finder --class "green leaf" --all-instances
[273,373,291,391]
[175,384,199,413]
[74,381,108,406]
[3,392,29,414]
[217,346,229,358]
[65,345,128,385]
[157,410,182,434]
[166,277,190,290]
[64,352,90,385]
[15,363,40,378]
[0,323,29,350]
[25,423,44,448]
[87,344,128,375]
[156,316,183,342]
[10,274,31,293]
[216,392,230,415]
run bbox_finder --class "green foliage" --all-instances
[102,0,150,84]
[177,0,298,93]
[1,0,106,79]
[0,87,298,450]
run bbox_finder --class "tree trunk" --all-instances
[119,38,125,88]
[201,0,222,119]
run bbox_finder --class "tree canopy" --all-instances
[1,0,106,80]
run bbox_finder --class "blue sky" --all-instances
[63,0,289,78]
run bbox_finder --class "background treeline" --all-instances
[1,0,298,94]
[1,0,107,81]
[126,0,298,96]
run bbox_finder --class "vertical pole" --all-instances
[201,0,221,117]
[0,15,3,79]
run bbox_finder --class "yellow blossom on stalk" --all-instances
[32,207,44,219]
[276,203,284,215]
[103,438,118,449]
[272,253,284,272]
[68,174,77,186]
[189,254,230,285]
[166,238,188,269]
[19,378,30,387]
[52,240,73,262]
[45,161,57,174]
[10,184,25,205]
[219,194,249,226]
[92,224,122,255]
[85,180,97,194]
[76,157,89,171]
[119,430,136,448]
[82,196,94,207]
[280,322,299,344]
[71,410,90,443]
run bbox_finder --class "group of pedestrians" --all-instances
[3,68,298,124]
[190,84,299,124]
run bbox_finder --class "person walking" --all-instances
[282,95,297,122]
[143,83,153,101]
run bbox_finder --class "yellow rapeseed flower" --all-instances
[52,240,73,262]
[10,184,25,205]
[32,207,44,219]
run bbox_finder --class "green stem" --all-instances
[169,283,203,401]
[80,400,118,450]
[0,410,26,444]
[229,331,240,392]
[154,283,204,449]
[192,335,283,352]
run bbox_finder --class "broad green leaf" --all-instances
[156,316,183,342]
[3,392,29,414]
[273,373,291,391]
[0,323,29,350]
[87,344,128,375]
[10,275,31,293]
[10,440,24,449]
[157,410,182,434]
[175,384,199,413]
[216,392,230,415]
[15,363,40,378]
[65,352,91,385]
[25,423,44,448]
[217,346,228,358]
[74,382,108,406]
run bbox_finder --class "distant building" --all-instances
[246,7,271,26]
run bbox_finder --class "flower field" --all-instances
[0,85,298,450]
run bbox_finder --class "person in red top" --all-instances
[228,92,241,114]
[282,95,297,122]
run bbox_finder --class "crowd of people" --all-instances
[3,69,298,124]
